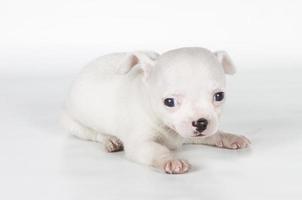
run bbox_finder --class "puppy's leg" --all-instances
[185,131,251,149]
[60,112,123,152]
[124,140,190,174]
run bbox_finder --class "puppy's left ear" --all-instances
[116,51,158,82]
[214,51,236,75]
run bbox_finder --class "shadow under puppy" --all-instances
[61,47,251,174]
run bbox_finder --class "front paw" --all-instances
[163,159,190,174]
[216,133,251,150]
[104,136,124,152]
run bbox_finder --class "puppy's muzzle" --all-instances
[192,118,208,136]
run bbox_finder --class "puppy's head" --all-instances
[119,47,236,138]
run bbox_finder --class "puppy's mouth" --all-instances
[170,124,214,138]
[192,131,206,137]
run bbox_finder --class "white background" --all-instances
[1,0,302,74]
[0,0,302,200]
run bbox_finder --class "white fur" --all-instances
[61,47,250,174]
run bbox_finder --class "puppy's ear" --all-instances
[214,51,236,75]
[116,52,158,80]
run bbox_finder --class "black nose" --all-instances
[192,118,208,133]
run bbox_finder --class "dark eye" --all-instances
[163,98,175,107]
[214,92,224,102]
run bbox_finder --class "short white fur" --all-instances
[61,47,250,174]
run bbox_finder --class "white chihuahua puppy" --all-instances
[61,47,250,174]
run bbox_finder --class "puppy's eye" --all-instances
[214,92,224,102]
[163,98,175,107]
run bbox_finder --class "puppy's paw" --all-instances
[163,159,190,174]
[104,136,124,152]
[217,133,251,150]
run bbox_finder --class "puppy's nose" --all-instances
[192,118,208,133]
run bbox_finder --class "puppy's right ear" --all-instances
[214,51,236,75]
[116,51,158,81]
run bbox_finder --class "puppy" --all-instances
[61,47,250,174]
